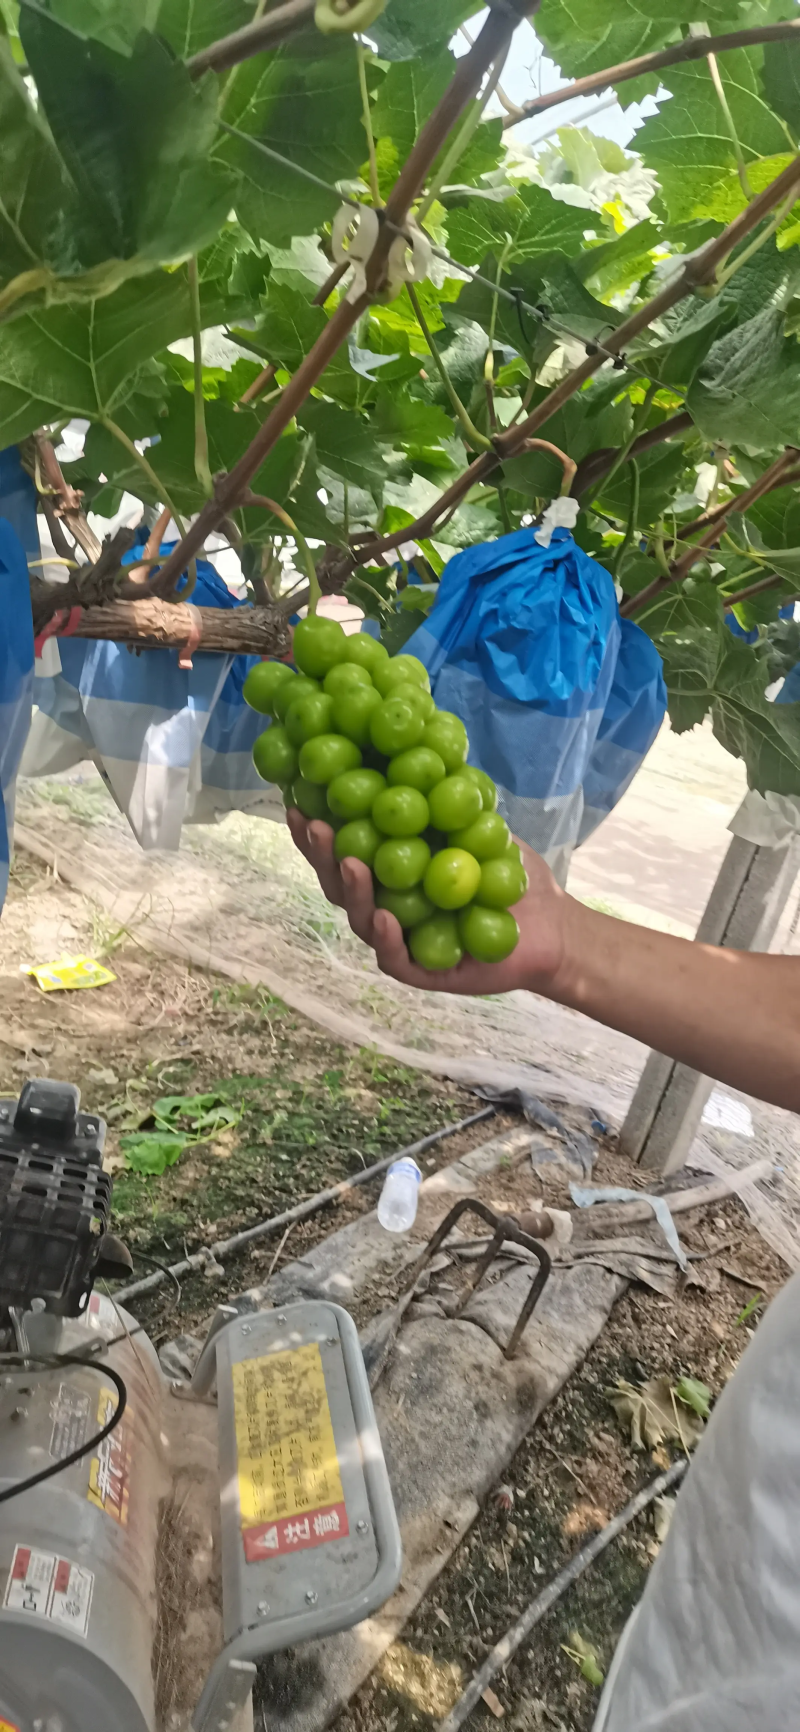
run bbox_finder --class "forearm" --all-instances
[288,813,800,1115]
[550,898,800,1112]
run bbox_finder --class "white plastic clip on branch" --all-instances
[332,206,433,304]
[534,496,581,549]
[383,219,432,302]
[332,204,381,303]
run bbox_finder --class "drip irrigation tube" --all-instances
[114,1105,496,1304]
[438,1456,689,1732]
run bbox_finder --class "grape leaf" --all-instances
[48,0,254,56]
[20,10,235,265]
[615,549,659,598]
[688,306,800,450]
[761,35,800,137]
[575,219,660,297]
[265,234,333,294]
[445,185,589,268]
[370,0,481,60]
[79,388,308,519]
[751,548,800,583]
[284,461,346,543]
[218,45,365,246]
[712,633,800,793]
[635,54,789,224]
[372,390,454,448]
[765,615,800,681]
[433,497,502,548]
[636,240,797,387]
[373,48,454,168]
[541,256,623,343]
[421,317,488,406]
[453,247,618,360]
[0,36,101,299]
[445,113,504,188]
[156,0,253,57]
[596,444,688,523]
[47,0,152,52]
[535,0,743,82]
[747,484,800,549]
[501,390,633,498]
[298,400,388,492]
[0,271,228,443]
[644,587,800,791]
[254,284,327,372]
[644,587,728,732]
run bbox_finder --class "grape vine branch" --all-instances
[9,0,800,792]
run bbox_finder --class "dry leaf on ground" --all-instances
[607,1376,706,1452]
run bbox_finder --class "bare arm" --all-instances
[288,812,800,1114]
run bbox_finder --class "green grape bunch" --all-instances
[243,618,528,972]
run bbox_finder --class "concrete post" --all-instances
[619,834,800,1176]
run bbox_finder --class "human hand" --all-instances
[286,809,570,997]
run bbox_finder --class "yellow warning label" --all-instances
[87,1386,130,1526]
[0,1718,21,1731]
[233,1343,344,1531]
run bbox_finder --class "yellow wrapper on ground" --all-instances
[21,954,117,992]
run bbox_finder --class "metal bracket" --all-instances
[194,1658,256,1732]
[405,1199,552,1359]
[180,1304,239,1399]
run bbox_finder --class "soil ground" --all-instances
[3,717,798,1729]
[336,1198,788,1732]
[1,848,490,1344]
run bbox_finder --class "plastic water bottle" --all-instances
[377,1157,422,1232]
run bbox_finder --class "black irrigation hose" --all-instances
[114,1105,496,1305]
[438,1457,689,1732]
[0,1357,127,1506]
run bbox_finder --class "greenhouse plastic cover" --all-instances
[594,1270,800,1731]
[23,527,275,850]
[403,525,666,880]
[0,449,35,912]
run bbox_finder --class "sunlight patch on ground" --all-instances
[378,1641,463,1716]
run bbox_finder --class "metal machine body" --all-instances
[0,1296,166,1732]
[194,1301,402,1731]
[0,1084,402,1732]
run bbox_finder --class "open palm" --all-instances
[287,811,569,997]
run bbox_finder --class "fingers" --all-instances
[335,857,379,943]
[287,811,345,907]
[288,809,527,995]
[372,909,420,982]
[371,910,479,993]
[288,810,381,943]
[307,821,351,909]
[286,806,313,861]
